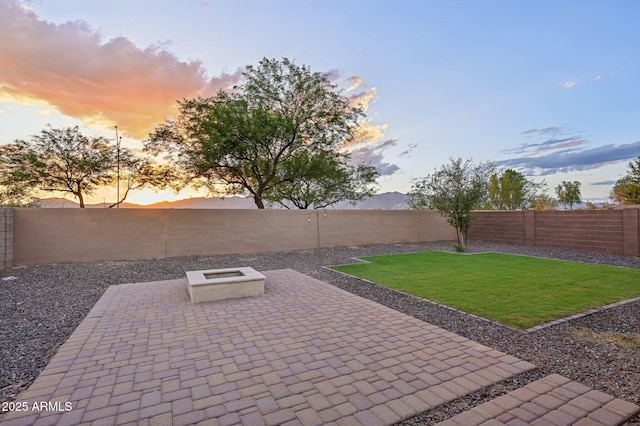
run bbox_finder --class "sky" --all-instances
[1,0,639,205]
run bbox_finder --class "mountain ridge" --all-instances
[37,192,411,210]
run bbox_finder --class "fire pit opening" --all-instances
[204,271,244,279]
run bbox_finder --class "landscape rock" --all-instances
[0,241,638,424]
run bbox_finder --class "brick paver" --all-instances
[436,374,639,426]
[1,269,619,425]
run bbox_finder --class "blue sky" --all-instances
[1,0,639,205]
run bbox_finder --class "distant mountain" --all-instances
[328,191,409,210]
[37,192,410,210]
[37,197,140,209]
[143,196,257,209]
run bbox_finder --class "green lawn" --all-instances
[330,252,640,329]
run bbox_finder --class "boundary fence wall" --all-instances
[9,209,454,266]
[2,208,638,267]
[469,209,639,256]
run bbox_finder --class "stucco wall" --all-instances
[12,209,455,265]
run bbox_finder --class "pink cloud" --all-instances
[526,139,585,156]
[0,0,241,138]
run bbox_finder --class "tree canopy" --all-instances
[0,126,173,207]
[531,193,558,211]
[263,151,378,209]
[1,126,114,208]
[486,169,545,210]
[0,143,41,207]
[146,57,376,209]
[107,150,177,208]
[407,157,494,246]
[610,156,640,205]
[555,180,582,210]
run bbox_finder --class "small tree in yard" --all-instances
[408,157,493,247]
[555,180,581,210]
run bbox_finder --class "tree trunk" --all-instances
[253,195,265,209]
[77,191,85,208]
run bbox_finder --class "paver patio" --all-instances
[436,374,640,426]
[0,269,636,425]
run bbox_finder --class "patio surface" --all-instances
[0,269,637,425]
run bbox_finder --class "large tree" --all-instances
[1,126,174,208]
[0,143,40,207]
[555,180,581,210]
[408,158,494,247]
[487,169,545,210]
[145,57,366,209]
[3,126,114,208]
[264,151,378,209]
[610,156,640,205]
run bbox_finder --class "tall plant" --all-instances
[408,158,493,246]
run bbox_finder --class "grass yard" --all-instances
[330,252,640,329]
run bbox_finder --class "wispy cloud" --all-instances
[593,71,621,82]
[342,83,390,148]
[505,137,586,156]
[349,139,400,176]
[349,119,389,146]
[335,77,399,175]
[0,0,241,138]
[497,141,640,175]
[343,76,365,92]
[348,86,378,111]
[507,127,586,156]
[344,84,388,146]
[592,180,617,186]
[399,143,417,158]
[501,126,640,175]
[520,127,565,136]
[562,80,578,89]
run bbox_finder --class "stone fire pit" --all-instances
[186,267,265,303]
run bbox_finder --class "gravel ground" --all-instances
[1,241,639,424]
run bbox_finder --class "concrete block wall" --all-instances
[317,210,453,247]
[534,210,625,254]
[470,209,639,257]
[12,208,457,266]
[164,209,318,257]
[468,211,526,245]
[0,208,13,269]
[14,209,168,264]
[622,208,639,257]
[10,208,639,266]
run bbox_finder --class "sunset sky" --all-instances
[1,0,639,205]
